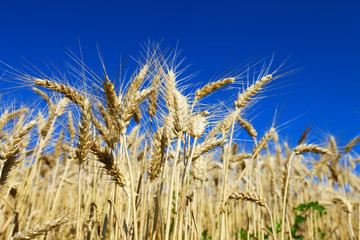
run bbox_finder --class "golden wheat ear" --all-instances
[148,127,165,181]
[195,77,235,102]
[234,74,272,109]
[0,108,28,134]
[148,75,160,118]
[0,118,37,189]
[13,216,68,240]
[236,115,257,138]
[34,78,86,108]
[294,144,328,155]
[91,140,130,196]
[103,74,120,115]
[252,127,275,159]
[76,100,92,166]
[345,136,360,153]
[229,191,266,206]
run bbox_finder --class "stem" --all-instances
[165,132,183,240]
[174,137,198,237]
[76,166,82,239]
[265,204,277,240]
[50,160,71,216]
[184,199,190,240]
[122,134,139,240]
[348,213,355,240]
[220,109,238,240]
[286,214,293,240]
[358,202,360,240]
[152,147,171,238]
[181,137,197,186]
[145,181,152,239]
[281,152,295,240]
[17,117,57,215]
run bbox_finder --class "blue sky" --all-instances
[0,0,359,147]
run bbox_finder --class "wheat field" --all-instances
[0,46,359,240]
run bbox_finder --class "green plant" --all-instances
[291,201,326,239]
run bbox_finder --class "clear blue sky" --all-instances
[1,0,359,147]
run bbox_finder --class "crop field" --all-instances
[0,47,359,240]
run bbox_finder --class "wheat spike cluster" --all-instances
[0,45,359,240]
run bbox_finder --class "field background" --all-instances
[1,1,360,239]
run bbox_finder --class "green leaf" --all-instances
[201,230,208,240]
[240,228,247,240]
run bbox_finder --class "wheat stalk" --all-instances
[229,191,277,239]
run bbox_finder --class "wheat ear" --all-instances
[33,87,52,105]
[333,196,352,213]
[294,144,328,155]
[123,64,149,103]
[229,191,265,206]
[148,127,165,181]
[194,77,235,101]
[193,137,227,161]
[0,108,28,134]
[252,127,275,159]
[230,153,252,162]
[333,196,355,239]
[67,111,76,141]
[13,217,68,240]
[91,140,130,196]
[234,74,272,109]
[133,106,142,124]
[189,113,207,139]
[103,74,120,115]
[119,87,153,132]
[148,75,160,118]
[236,115,257,138]
[34,78,86,108]
[208,110,238,140]
[173,89,190,133]
[76,100,92,165]
[345,136,360,153]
